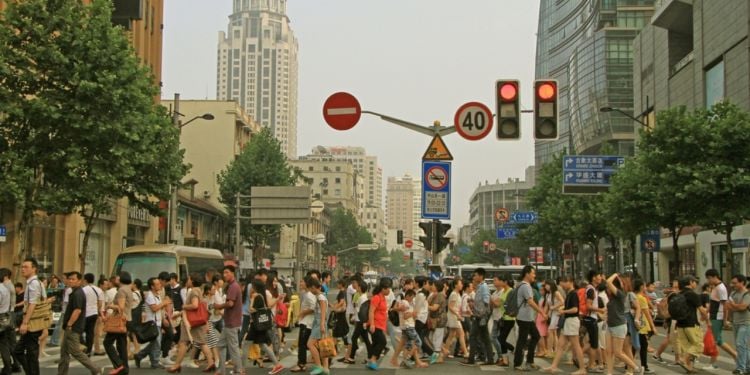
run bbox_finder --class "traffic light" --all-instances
[496,80,520,139]
[534,79,559,140]
[396,230,403,244]
[419,221,434,252]
[434,222,451,253]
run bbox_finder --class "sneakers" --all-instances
[514,364,531,372]
[702,364,720,371]
[310,365,324,375]
[187,361,200,369]
[429,353,439,365]
[365,361,378,371]
[268,364,284,375]
[160,357,176,366]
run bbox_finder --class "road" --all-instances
[38,327,739,374]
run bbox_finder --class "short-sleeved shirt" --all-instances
[564,288,579,318]
[586,285,598,320]
[300,291,316,327]
[731,290,750,325]
[710,282,728,320]
[637,294,650,334]
[0,281,10,314]
[83,285,104,317]
[346,285,356,316]
[415,292,428,323]
[500,288,515,321]
[474,282,490,317]
[2,281,14,314]
[399,299,415,329]
[25,276,44,305]
[114,285,134,321]
[315,293,328,325]
[354,293,368,323]
[224,280,243,329]
[63,287,87,334]
[144,291,163,327]
[370,293,388,331]
[105,287,117,305]
[517,282,536,322]
[491,289,503,320]
[676,289,701,328]
[607,289,627,327]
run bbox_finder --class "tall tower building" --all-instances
[217,0,298,158]
[386,175,416,241]
[310,146,383,207]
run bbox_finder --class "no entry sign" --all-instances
[323,92,362,131]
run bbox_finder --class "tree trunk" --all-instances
[725,223,735,276]
[14,205,33,281]
[670,226,682,282]
[593,240,600,271]
[79,210,100,273]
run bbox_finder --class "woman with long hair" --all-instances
[604,273,642,375]
[535,283,550,358]
[443,278,468,360]
[246,279,284,375]
[166,273,215,373]
[541,276,587,375]
[427,279,448,365]
[366,277,393,371]
[104,272,134,375]
[634,279,656,373]
[545,279,563,358]
[497,275,516,367]
[620,273,641,369]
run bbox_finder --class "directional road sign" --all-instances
[323,92,362,131]
[562,155,625,194]
[422,134,453,161]
[496,227,518,239]
[422,161,451,220]
[454,102,493,141]
[510,211,538,224]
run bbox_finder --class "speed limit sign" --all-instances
[454,102,493,141]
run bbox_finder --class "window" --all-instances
[322,189,329,195]
[336,166,341,172]
[308,166,313,171]
[705,60,724,107]
[335,178,341,184]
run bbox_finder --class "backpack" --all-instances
[503,285,522,317]
[275,301,289,328]
[668,292,690,321]
[657,294,671,319]
[358,299,371,323]
[388,300,400,326]
[576,288,589,316]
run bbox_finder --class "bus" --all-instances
[112,244,225,283]
[446,263,559,283]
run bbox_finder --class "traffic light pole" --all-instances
[431,220,439,265]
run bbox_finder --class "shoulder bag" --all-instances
[250,295,273,332]
[103,312,128,334]
[185,289,208,328]
[27,280,51,333]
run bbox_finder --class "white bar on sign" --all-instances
[327,107,357,116]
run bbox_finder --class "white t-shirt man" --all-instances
[144,291,163,327]
[300,291,316,327]
[415,292,428,324]
[711,282,729,320]
[83,284,104,317]
[398,299,415,330]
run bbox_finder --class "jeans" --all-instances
[0,328,13,374]
[415,320,433,356]
[469,317,494,363]
[219,326,242,375]
[491,319,503,359]
[58,331,99,375]
[498,319,516,356]
[13,330,41,375]
[513,320,540,367]
[736,324,750,373]
[297,324,311,365]
[84,315,98,354]
[50,317,63,346]
[137,329,162,367]
[104,332,128,369]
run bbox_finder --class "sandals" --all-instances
[342,359,356,364]
[290,365,306,373]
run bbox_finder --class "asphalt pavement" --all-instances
[37,326,740,374]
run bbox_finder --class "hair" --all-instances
[83,273,95,284]
[433,279,445,293]
[587,269,601,283]
[255,269,268,278]
[405,289,416,298]
[147,277,159,290]
[373,277,393,295]
[702,283,711,292]
[414,275,427,289]
[474,267,486,278]
[251,279,267,300]
[521,265,535,280]
[337,279,346,287]
[350,276,362,287]
[450,277,463,292]
[67,271,82,280]
[305,276,321,290]
[403,278,414,286]
[190,272,204,288]
[733,274,747,285]
[620,273,633,292]
[158,272,170,281]
[305,269,320,279]
[14,282,22,289]
[168,272,178,281]
[359,281,369,294]
[212,274,222,285]
[705,269,720,279]
[646,281,654,288]
[544,279,558,295]
[23,258,39,270]
[633,279,645,293]
[203,284,212,296]
[98,279,107,288]
[119,272,132,285]
[321,271,331,281]
[597,282,607,292]
[134,279,143,292]
[0,269,11,281]
[223,265,236,275]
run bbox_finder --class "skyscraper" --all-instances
[217,0,299,158]
[386,174,416,242]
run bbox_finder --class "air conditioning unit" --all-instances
[203,191,211,199]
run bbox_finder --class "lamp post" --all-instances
[599,106,649,128]
[314,233,325,271]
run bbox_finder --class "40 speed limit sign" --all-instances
[454,101,493,141]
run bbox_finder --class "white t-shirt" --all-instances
[354,294,369,323]
[300,291,316,327]
[105,287,117,305]
[144,291,163,327]
[711,282,729,320]
[346,284,356,316]
[491,289,503,320]
[399,299,415,329]
[415,292,428,323]
[210,290,226,322]
[83,285,104,317]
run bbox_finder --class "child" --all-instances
[399,289,427,369]
[306,276,330,375]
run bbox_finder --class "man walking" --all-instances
[57,272,101,375]
[583,270,604,372]
[727,274,750,375]
[674,276,704,373]
[461,268,494,366]
[13,258,46,375]
[81,274,104,356]
[704,269,738,370]
[134,277,170,369]
[513,265,547,371]
[215,265,243,375]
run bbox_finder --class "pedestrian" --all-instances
[129,279,143,358]
[92,278,109,356]
[674,275,705,373]
[291,277,315,372]
[397,289,428,368]
[582,270,604,372]
[0,268,13,374]
[427,279,447,365]
[535,283,550,358]
[133,277,171,369]
[596,282,609,369]
[332,279,350,350]
[497,275,516,367]
[167,273,215,373]
[727,274,750,375]
[246,279,284,375]
[103,271,133,375]
[81,274,104,356]
[413,276,433,359]
[366,277,392,371]
[207,275,224,368]
[57,271,101,375]
[214,265,243,375]
[652,279,681,365]
[346,280,371,364]
[305,276,328,375]
[705,268,738,370]
[13,258,47,375]
[541,275,586,375]
[462,268,494,366]
[443,278,468,360]
[545,279,564,359]
[604,273,641,375]
[634,279,656,373]
[513,265,547,371]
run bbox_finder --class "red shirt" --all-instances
[370,293,388,331]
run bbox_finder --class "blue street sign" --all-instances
[0,225,5,237]
[640,229,661,252]
[562,155,625,194]
[421,161,451,220]
[510,211,538,224]
[563,155,625,171]
[497,228,518,239]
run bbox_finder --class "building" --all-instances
[217,0,299,158]
[289,158,365,221]
[468,167,536,238]
[363,206,387,246]
[534,0,656,169]
[633,0,750,281]
[386,174,417,242]
[0,0,166,277]
[310,146,383,207]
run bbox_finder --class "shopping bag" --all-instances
[703,328,718,357]
[318,336,337,358]
[247,344,261,360]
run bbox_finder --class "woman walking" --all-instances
[541,276,587,375]
[246,279,285,375]
[345,281,371,364]
[535,284,550,358]
[306,276,329,375]
[443,278,468,359]
[166,273,215,373]
[427,280,448,365]
[545,280,564,358]
[366,278,393,371]
[497,275,516,367]
[605,273,642,375]
[205,281,223,371]
[104,272,134,375]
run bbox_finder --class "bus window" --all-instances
[113,252,177,283]
[185,257,225,279]
[179,264,188,282]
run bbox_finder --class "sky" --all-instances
[162,0,540,230]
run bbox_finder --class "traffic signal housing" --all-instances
[396,230,403,244]
[534,79,559,140]
[496,80,520,139]
[419,221,434,252]
[435,222,451,253]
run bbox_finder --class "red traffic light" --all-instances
[537,82,556,101]
[499,83,517,101]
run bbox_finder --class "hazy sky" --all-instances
[162,0,540,230]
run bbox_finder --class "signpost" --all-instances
[454,102,493,141]
[323,92,362,131]
[494,208,510,223]
[562,155,625,194]
[510,211,538,224]
[0,225,5,243]
[422,134,453,161]
[640,229,661,252]
[496,227,518,239]
[422,161,451,220]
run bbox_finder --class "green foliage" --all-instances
[323,208,376,270]
[218,127,299,246]
[450,229,528,266]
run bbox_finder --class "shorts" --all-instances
[608,324,627,339]
[677,326,704,358]
[582,317,599,349]
[401,327,421,351]
[562,317,581,337]
[710,319,725,346]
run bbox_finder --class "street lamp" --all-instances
[314,233,325,271]
[599,106,649,128]
[178,113,215,129]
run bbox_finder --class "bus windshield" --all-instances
[113,252,177,282]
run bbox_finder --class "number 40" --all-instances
[462,111,486,131]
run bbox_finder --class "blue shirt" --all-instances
[476,282,490,305]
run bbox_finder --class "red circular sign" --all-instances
[323,92,361,131]
[425,165,449,190]
[454,101,493,141]
[483,240,490,247]
[405,239,413,249]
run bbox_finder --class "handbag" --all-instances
[134,320,159,344]
[0,312,13,332]
[27,280,51,333]
[186,298,209,328]
[703,328,719,357]
[247,343,261,360]
[103,313,128,334]
[250,296,273,332]
[318,335,337,358]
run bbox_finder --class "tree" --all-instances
[323,208,374,271]
[0,0,186,271]
[218,128,300,254]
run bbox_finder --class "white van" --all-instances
[112,244,225,283]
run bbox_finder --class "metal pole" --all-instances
[235,193,241,258]
[168,93,180,244]
[431,220,439,266]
